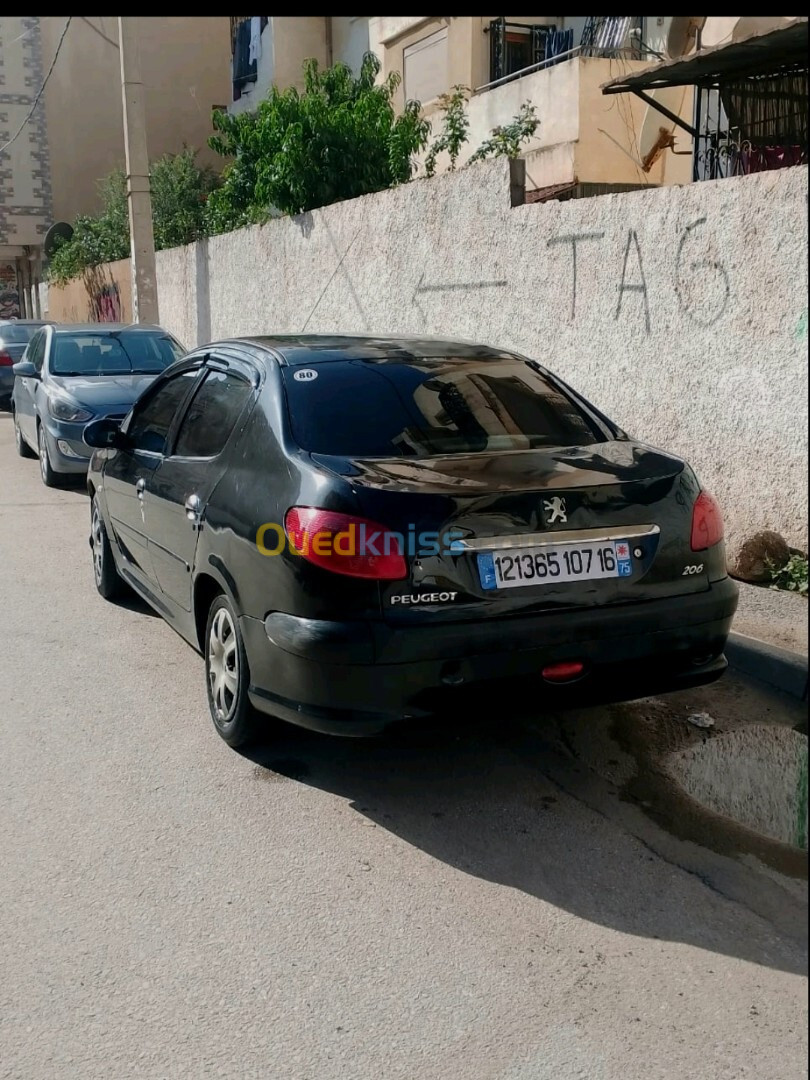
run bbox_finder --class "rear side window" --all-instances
[27,331,47,371]
[173,370,253,458]
[282,357,604,458]
[127,370,199,454]
[0,324,39,344]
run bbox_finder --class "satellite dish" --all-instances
[638,86,689,173]
[43,221,74,260]
[666,16,705,58]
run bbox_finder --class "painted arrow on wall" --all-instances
[411,271,509,325]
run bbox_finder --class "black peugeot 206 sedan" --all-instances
[83,335,738,749]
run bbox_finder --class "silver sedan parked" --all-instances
[12,323,185,486]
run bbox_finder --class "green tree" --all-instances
[424,85,470,177]
[48,150,220,286]
[468,102,539,163]
[205,52,430,228]
[150,150,220,250]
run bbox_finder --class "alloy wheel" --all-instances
[91,502,104,586]
[208,607,239,724]
[39,428,49,483]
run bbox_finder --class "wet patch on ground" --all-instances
[546,674,808,880]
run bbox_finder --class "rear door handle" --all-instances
[185,493,203,529]
[136,478,145,500]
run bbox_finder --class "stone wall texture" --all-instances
[150,161,808,555]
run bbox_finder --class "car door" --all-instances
[146,356,258,612]
[103,367,203,597]
[15,329,47,443]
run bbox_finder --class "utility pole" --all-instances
[118,17,159,324]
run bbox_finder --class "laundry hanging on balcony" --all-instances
[545,28,574,65]
[249,16,263,64]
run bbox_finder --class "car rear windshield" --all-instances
[51,332,184,376]
[0,323,39,344]
[282,357,606,457]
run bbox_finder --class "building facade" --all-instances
[226,16,699,194]
[1,16,231,317]
[0,16,51,317]
[227,16,802,197]
[228,17,370,115]
[40,17,231,224]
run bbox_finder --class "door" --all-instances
[16,329,46,443]
[147,365,256,611]
[103,368,201,595]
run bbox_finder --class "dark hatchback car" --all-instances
[84,336,738,748]
[0,319,50,404]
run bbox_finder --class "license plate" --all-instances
[477,540,633,590]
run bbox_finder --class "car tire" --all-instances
[38,424,62,487]
[14,410,36,458]
[205,594,262,748]
[91,496,124,600]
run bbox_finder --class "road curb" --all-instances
[726,632,809,701]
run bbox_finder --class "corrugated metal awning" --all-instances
[601,20,808,95]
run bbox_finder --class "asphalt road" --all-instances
[0,410,807,1080]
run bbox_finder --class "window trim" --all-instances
[166,359,256,462]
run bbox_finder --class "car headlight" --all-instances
[49,397,93,422]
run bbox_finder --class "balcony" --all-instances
[419,52,693,193]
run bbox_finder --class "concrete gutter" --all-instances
[726,632,809,702]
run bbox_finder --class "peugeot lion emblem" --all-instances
[544,496,567,524]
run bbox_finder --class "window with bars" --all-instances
[488,20,556,85]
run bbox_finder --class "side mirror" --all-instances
[83,417,129,450]
[12,361,38,379]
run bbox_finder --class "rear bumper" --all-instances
[241,578,739,736]
[0,369,13,397]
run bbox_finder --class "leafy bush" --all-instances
[48,150,219,286]
[150,150,220,250]
[768,554,809,596]
[424,85,470,177]
[469,102,539,162]
[48,172,129,285]
[206,53,430,227]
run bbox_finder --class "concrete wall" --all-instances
[154,161,808,555]
[41,17,231,223]
[47,259,133,325]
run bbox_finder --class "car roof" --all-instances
[50,322,167,334]
[219,334,519,366]
[0,319,50,326]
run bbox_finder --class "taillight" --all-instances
[690,490,724,550]
[284,507,407,580]
[0,351,13,367]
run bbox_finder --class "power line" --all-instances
[0,16,73,157]
[78,16,119,51]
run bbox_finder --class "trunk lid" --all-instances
[312,439,707,624]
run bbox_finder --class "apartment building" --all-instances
[228,16,698,194]
[1,16,230,316]
[228,15,803,198]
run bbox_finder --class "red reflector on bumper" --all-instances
[542,661,585,683]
